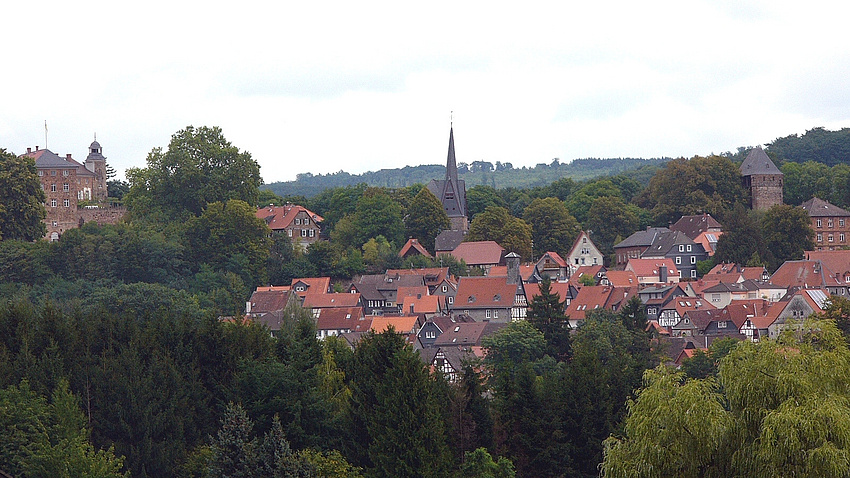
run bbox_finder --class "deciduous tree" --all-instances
[466,206,532,260]
[0,149,46,241]
[522,197,579,258]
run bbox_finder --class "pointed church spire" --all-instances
[445,127,457,183]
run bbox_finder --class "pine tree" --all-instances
[526,276,571,361]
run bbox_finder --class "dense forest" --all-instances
[2,125,850,477]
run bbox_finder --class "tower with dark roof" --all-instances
[427,127,468,231]
[740,146,783,210]
[84,138,108,201]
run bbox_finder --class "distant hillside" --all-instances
[767,127,850,167]
[265,157,673,198]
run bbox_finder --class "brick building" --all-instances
[800,197,850,250]
[22,140,111,241]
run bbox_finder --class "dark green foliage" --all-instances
[714,205,769,267]
[760,204,815,272]
[522,198,580,259]
[346,331,452,477]
[404,188,450,253]
[459,448,515,478]
[585,196,644,257]
[107,179,130,201]
[0,148,46,241]
[467,207,533,260]
[125,126,262,219]
[768,126,850,167]
[526,276,571,361]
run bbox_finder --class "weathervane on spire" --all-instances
[450,111,453,128]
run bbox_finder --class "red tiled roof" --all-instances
[769,260,841,288]
[434,322,488,347]
[248,289,291,314]
[303,293,361,309]
[448,241,505,266]
[488,264,536,281]
[805,250,850,279]
[540,251,568,268]
[625,258,680,279]
[256,205,323,230]
[605,271,638,287]
[454,277,517,308]
[398,238,432,258]
[401,295,445,315]
[370,316,418,334]
[565,286,616,320]
[290,277,331,298]
[569,265,605,285]
[316,307,367,331]
[701,272,744,284]
[524,281,572,303]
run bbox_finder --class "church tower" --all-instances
[427,127,468,231]
[740,146,783,210]
[84,137,108,201]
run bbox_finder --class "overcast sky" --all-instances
[3,1,850,183]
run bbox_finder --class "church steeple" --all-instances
[446,127,457,183]
[426,125,469,231]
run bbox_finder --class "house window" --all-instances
[52,221,57,227]
[308,229,315,237]
[841,219,846,227]
[829,220,834,228]
[691,256,696,264]
[62,170,69,177]
[818,233,823,242]
[712,293,720,302]
[486,310,492,319]
[51,184,56,192]
[442,285,447,292]
[842,233,846,243]
[301,229,307,237]
[63,183,69,192]
[679,245,685,252]
[63,199,70,207]
[717,321,727,328]
[304,218,310,225]
[448,297,454,304]
[288,230,292,237]
[691,270,697,278]
[583,237,587,243]
[50,170,56,176]
[687,245,692,252]
[593,257,598,265]
[38,170,43,176]
[493,310,499,319]
[817,219,823,228]
[51,199,57,207]
[425,331,435,339]
[829,234,835,242]
[676,257,681,264]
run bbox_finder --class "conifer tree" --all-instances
[526,276,571,361]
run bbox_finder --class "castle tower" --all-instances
[427,127,468,231]
[84,137,108,201]
[740,146,783,210]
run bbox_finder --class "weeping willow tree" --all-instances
[602,319,850,478]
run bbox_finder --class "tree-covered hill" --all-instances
[265,157,672,198]
[767,126,850,166]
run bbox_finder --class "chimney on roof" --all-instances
[660,266,668,283]
[27,147,31,153]
[66,154,71,159]
[410,304,415,314]
[36,146,39,151]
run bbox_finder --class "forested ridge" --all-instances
[2,125,850,477]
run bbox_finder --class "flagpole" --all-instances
[44,120,48,149]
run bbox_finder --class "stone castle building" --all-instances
[740,146,783,210]
[427,127,469,232]
[22,139,120,241]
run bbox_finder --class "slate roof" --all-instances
[614,227,670,249]
[800,197,850,218]
[641,230,698,257]
[433,322,493,347]
[670,213,723,240]
[435,230,467,252]
[25,148,78,169]
[740,147,782,176]
[449,241,505,267]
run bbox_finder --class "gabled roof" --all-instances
[449,241,505,267]
[524,281,574,303]
[290,277,331,298]
[539,251,568,268]
[614,227,670,249]
[315,307,367,331]
[740,146,782,176]
[565,285,617,320]
[302,293,361,309]
[769,260,841,289]
[625,258,680,279]
[370,315,418,334]
[388,267,451,288]
[570,265,605,285]
[604,270,638,287]
[641,230,699,257]
[434,322,489,347]
[434,230,467,252]
[23,148,78,169]
[256,204,324,230]
[401,295,446,315]
[805,250,850,279]
[454,276,517,309]
[800,197,850,218]
[670,213,723,240]
[396,286,430,300]
[398,238,432,258]
[248,289,291,314]
[694,231,723,256]
[489,264,537,281]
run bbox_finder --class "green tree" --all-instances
[714,205,768,266]
[125,126,262,219]
[603,319,850,478]
[459,448,515,478]
[0,149,46,241]
[466,186,507,219]
[638,155,746,225]
[522,197,580,258]
[760,204,815,271]
[585,196,644,257]
[526,276,571,361]
[350,188,405,249]
[466,207,533,260]
[185,199,272,288]
[405,188,450,254]
[346,331,451,477]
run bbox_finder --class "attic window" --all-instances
[454,326,460,332]
[493,294,501,301]
[468,295,476,303]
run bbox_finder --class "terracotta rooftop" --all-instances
[256,204,324,231]
[454,276,517,309]
[448,241,505,267]
[302,293,361,309]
